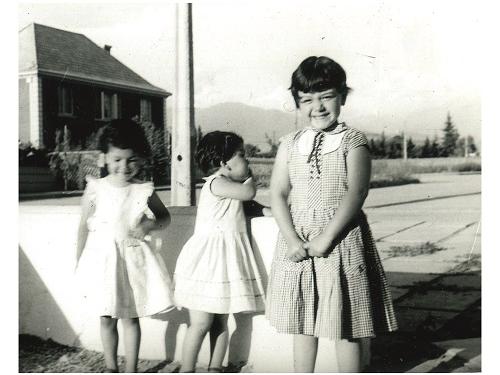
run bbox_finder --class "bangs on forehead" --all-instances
[298,73,335,94]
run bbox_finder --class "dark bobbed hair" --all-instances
[97,119,151,158]
[289,56,350,107]
[195,131,244,174]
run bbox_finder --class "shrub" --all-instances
[133,119,170,185]
[19,142,49,167]
[49,151,100,191]
[452,162,481,172]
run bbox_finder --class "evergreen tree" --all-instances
[431,135,441,157]
[441,112,460,156]
[378,132,387,158]
[420,137,431,158]
[407,137,416,158]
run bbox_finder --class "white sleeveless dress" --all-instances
[75,176,175,318]
[174,174,266,314]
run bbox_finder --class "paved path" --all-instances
[363,174,481,372]
[19,173,481,372]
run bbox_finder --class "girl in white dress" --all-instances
[75,119,175,372]
[174,131,265,372]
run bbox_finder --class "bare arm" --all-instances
[146,192,171,230]
[270,141,307,261]
[76,189,93,265]
[131,192,171,237]
[306,145,371,256]
[211,175,256,201]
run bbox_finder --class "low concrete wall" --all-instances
[19,206,349,372]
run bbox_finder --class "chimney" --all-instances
[104,45,112,53]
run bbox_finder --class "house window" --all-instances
[140,98,152,122]
[97,91,120,120]
[58,85,74,115]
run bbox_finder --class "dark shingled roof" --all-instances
[19,23,170,97]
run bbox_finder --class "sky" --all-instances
[17,0,482,142]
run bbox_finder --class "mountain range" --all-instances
[194,102,384,148]
[167,102,478,150]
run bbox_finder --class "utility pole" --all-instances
[402,131,408,160]
[171,3,196,206]
[464,136,469,158]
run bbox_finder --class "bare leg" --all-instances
[208,314,229,371]
[336,339,362,373]
[122,318,141,373]
[293,334,318,373]
[180,310,214,372]
[360,338,371,370]
[100,316,119,371]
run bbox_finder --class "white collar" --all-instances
[296,123,348,155]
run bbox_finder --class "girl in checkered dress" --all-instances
[266,56,398,372]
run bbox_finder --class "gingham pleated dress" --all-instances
[266,123,398,340]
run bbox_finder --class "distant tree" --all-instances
[419,137,431,158]
[406,137,417,158]
[387,135,403,158]
[378,132,387,158]
[244,143,261,157]
[456,135,478,157]
[441,112,460,157]
[431,135,441,157]
[369,138,379,158]
[468,136,478,154]
[264,132,279,158]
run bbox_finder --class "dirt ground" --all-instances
[18,334,169,373]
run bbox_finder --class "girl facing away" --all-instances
[75,119,175,372]
[266,56,398,372]
[174,131,266,372]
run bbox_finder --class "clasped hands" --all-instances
[286,233,332,262]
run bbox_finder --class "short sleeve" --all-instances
[83,175,98,204]
[206,175,227,200]
[135,182,156,220]
[280,130,305,163]
[343,128,368,154]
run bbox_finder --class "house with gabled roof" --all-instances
[19,23,171,150]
